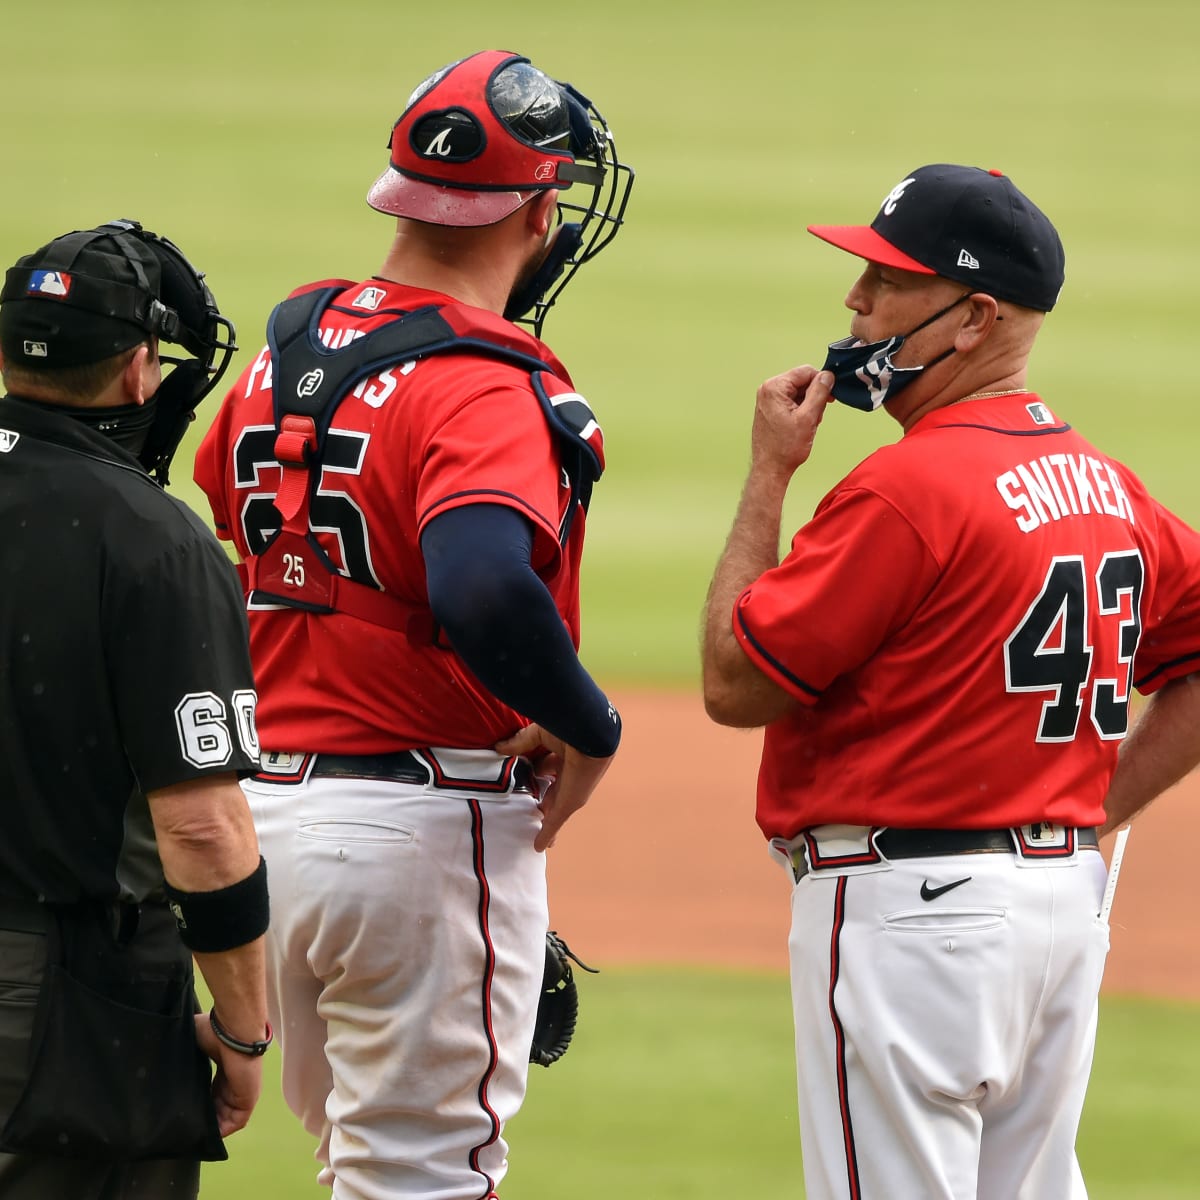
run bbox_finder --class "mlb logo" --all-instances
[351,287,386,310]
[26,270,71,298]
[23,340,48,358]
[1026,402,1053,425]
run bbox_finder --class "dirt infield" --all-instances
[547,690,1200,1001]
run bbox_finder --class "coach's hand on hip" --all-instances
[496,724,615,851]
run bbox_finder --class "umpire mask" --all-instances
[822,293,969,412]
[0,220,236,484]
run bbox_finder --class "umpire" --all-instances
[0,222,270,1199]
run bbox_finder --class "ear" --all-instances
[121,340,161,406]
[955,294,1000,351]
[525,189,560,239]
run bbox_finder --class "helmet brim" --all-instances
[807,224,936,275]
[367,168,538,228]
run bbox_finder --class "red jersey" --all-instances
[195,278,586,753]
[734,394,1200,839]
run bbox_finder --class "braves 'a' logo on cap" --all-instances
[26,270,71,298]
[880,178,916,216]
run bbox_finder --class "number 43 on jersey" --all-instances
[1004,551,1143,742]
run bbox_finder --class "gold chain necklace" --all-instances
[959,387,1030,402]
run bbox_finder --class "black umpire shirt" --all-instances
[0,394,259,906]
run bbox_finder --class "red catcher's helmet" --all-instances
[367,50,634,335]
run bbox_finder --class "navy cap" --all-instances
[808,164,1065,312]
[0,227,163,367]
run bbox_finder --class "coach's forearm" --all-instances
[701,464,793,727]
[1103,672,1200,835]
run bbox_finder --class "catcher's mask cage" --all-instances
[369,52,634,338]
[505,78,635,337]
[1,219,236,485]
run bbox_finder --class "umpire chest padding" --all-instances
[265,287,605,527]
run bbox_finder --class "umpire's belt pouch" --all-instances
[0,907,226,1162]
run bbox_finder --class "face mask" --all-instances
[69,396,159,456]
[821,294,970,412]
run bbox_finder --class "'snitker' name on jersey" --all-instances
[997,452,1135,533]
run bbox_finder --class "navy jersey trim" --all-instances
[419,489,549,531]
[733,608,821,699]
[467,798,502,1196]
[1135,650,1200,691]
[829,876,862,1198]
[931,421,1072,437]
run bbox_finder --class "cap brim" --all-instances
[807,224,935,275]
[367,168,537,228]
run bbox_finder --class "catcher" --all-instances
[194,49,631,1200]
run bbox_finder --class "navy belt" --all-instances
[254,750,536,793]
[792,825,1099,882]
[310,751,430,784]
[877,826,1098,858]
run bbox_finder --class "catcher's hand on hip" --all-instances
[495,724,614,851]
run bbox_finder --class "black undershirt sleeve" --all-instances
[421,504,620,758]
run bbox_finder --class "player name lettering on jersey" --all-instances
[995,453,1135,533]
[242,338,412,409]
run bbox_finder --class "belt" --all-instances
[310,751,430,784]
[877,826,1098,858]
[254,750,536,793]
[0,894,52,933]
[792,825,1099,882]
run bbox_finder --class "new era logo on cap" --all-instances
[957,249,980,269]
[26,269,72,297]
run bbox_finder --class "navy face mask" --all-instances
[821,293,970,412]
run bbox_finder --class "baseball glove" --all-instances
[529,930,598,1067]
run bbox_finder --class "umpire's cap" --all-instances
[0,228,164,367]
[368,50,594,227]
[808,164,1066,312]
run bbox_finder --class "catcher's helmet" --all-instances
[367,49,634,335]
[0,220,237,485]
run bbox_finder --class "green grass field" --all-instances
[201,972,1200,1199]
[5,1,1199,1194]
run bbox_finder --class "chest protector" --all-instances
[242,285,604,635]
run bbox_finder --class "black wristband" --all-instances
[163,855,270,953]
[209,1007,273,1057]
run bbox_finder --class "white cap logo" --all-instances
[880,177,916,216]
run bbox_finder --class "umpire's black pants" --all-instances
[0,900,201,1200]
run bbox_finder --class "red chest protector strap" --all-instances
[244,286,604,632]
